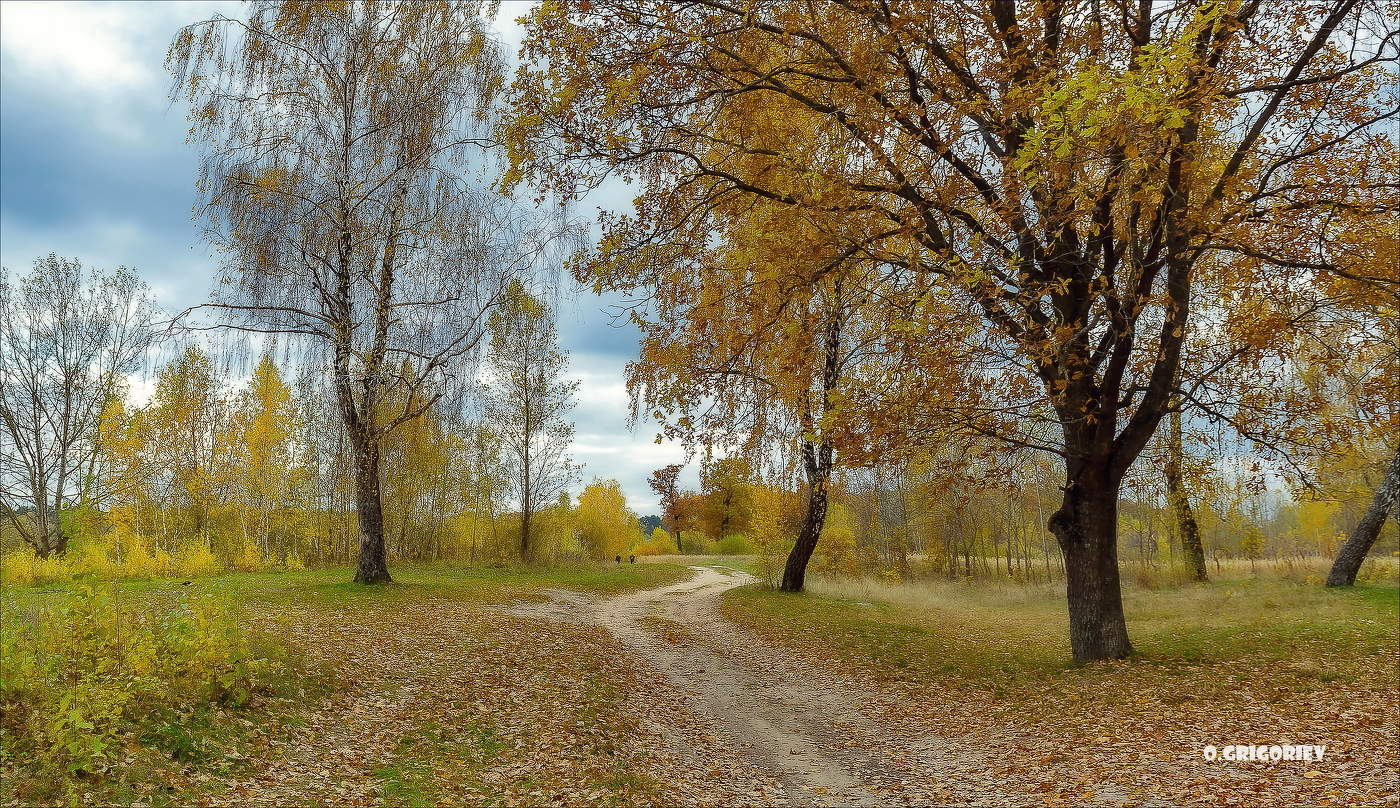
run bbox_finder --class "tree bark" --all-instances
[781,448,828,592]
[1048,470,1133,662]
[779,301,842,593]
[352,439,391,584]
[520,452,532,563]
[1164,409,1208,582]
[520,507,533,564]
[1327,443,1400,587]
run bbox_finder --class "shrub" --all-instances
[632,527,679,556]
[0,585,312,794]
[230,537,265,572]
[713,534,753,555]
[677,530,716,554]
[177,543,221,577]
[0,550,71,588]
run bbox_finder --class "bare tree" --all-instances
[482,281,579,562]
[0,256,156,557]
[168,1,564,582]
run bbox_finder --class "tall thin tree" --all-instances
[482,281,579,562]
[168,1,561,582]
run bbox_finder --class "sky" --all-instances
[0,0,694,514]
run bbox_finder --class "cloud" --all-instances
[1,1,154,89]
[1,0,693,515]
[0,1,239,140]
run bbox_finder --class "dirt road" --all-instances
[561,565,1031,807]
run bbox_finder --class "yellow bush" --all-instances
[0,550,37,588]
[230,537,265,572]
[632,526,678,556]
[118,536,170,579]
[72,540,116,578]
[0,584,315,796]
[714,534,753,555]
[176,543,221,577]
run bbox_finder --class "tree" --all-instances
[0,256,156,557]
[576,478,640,560]
[700,457,755,542]
[1314,216,1400,586]
[148,345,226,552]
[168,1,559,583]
[604,188,974,591]
[483,281,579,562]
[508,0,1397,660]
[1327,446,1399,585]
[1163,407,1208,582]
[647,464,683,534]
[229,354,300,561]
[458,420,508,563]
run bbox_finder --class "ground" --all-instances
[2,561,1396,806]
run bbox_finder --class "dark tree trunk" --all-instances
[1165,409,1208,582]
[1048,470,1133,662]
[779,300,843,594]
[781,439,831,592]
[780,481,826,592]
[1327,444,1400,587]
[520,508,532,564]
[352,438,391,584]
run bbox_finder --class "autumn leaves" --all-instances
[502,0,1399,661]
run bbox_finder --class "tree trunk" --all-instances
[519,437,532,562]
[1164,409,1208,582]
[1048,472,1133,663]
[779,298,843,593]
[1327,443,1400,587]
[780,440,830,592]
[352,438,391,584]
[781,478,826,592]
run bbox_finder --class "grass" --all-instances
[0,560,695,806]
[373,720,505,807]
[723,570,1399,686]
[2,560,695,613]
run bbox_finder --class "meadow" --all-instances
[4,556,1395,806]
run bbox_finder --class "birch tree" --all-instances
[482,281,578,562]
[0,256,156,557]
[168,0,561,582]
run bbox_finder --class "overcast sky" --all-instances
[0,0,695,514]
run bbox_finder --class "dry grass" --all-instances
[722,557,1399,807]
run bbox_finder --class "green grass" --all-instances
[374,720,505,807]
[2,560,695,613]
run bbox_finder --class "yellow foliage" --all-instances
[575,478,640,560]
[749,485,798,587]
[813,502,860,578]
[230,537,265,572]
[178,543,221,577]
[633,526,678,556]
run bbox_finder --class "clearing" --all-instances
[2,562,1395,807]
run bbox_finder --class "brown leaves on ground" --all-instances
[724,595,1399,807]
[180,600,679,806]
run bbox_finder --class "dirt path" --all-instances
[574,565,1034,807]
